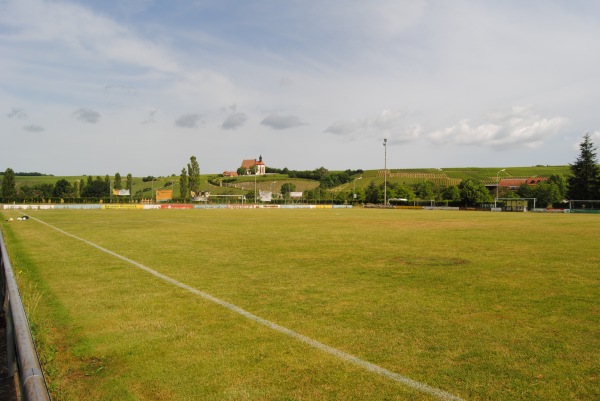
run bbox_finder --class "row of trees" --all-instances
[264,167,364,189]
[0,171,133,201]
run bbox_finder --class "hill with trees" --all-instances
[3,134,599,208]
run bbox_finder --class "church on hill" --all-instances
[241,155,266,175]
[223,155,266,177]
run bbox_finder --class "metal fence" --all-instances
[1,229,51,401]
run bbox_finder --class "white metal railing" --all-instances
[1,229,51,401]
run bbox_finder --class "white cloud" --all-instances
[1,1,598,174]
[261,113,306,130]
[73,108,101,124]
[0,0,178,73]
[325,109,419,142]
[428,106,566,150]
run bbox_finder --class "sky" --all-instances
[2,0,600,176]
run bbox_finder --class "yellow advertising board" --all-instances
[155,190,173,202]
[103,204,143,209]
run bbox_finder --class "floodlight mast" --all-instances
[383,138,387,206]
[495,169,506,208]
[353,176,362,202]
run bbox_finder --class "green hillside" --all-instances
[5,166,571,199]
[341,166,570,190]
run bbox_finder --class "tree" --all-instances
[459,179,493,206]
[415,180,435,200]
[365,180,379,203]
[180,168,189,200]
[126,174,133,194]
[53,179,72,198]
[104,175,111,194]
[548,174,567,201]
[534,181,563,208]
[387,182,415,202]
[1,168,16,200]
[114,172,122,190]
[440,185,461,203]
[567,133,600,200]
[187,155,201,193]
[74,180,81,198]
[82,176,109,198]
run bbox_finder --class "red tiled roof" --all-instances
[499,177,548,187]
[241,159,256,168]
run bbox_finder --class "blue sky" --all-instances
[2,0,600,176]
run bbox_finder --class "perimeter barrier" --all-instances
[1,229,52,401]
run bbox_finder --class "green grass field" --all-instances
[1,208,598,400]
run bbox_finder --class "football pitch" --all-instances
[1,208,598,400]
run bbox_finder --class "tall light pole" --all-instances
[495,168,505,208]
[383,138,388,206]
[151,178,155,203]
[353,176,362,203]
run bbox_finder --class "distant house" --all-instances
[223,171,238,177]
[240,155,266,175]
[499,177,548,190]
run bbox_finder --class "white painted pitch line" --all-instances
[30,215,465,401]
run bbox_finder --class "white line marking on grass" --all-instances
[31,216,465,401]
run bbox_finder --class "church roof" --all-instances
[241,159,257,168]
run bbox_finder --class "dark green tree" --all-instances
[20,183,54,199]
[187,156,201,193]
[387,182,415,202]
[180,168,189,200]
[415,180,435,200]
[126,174,133,194]
[548,174,567,201]
[459,179,493,206]
[440,185,461,203]
[53,179,73,197]
[567,133,600,200]
[114,172,122,190]
[82,176,109,198]
[534,181,563,208]
[1,168,16,200]
[517,183,535,198]
[365,180,379,203]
